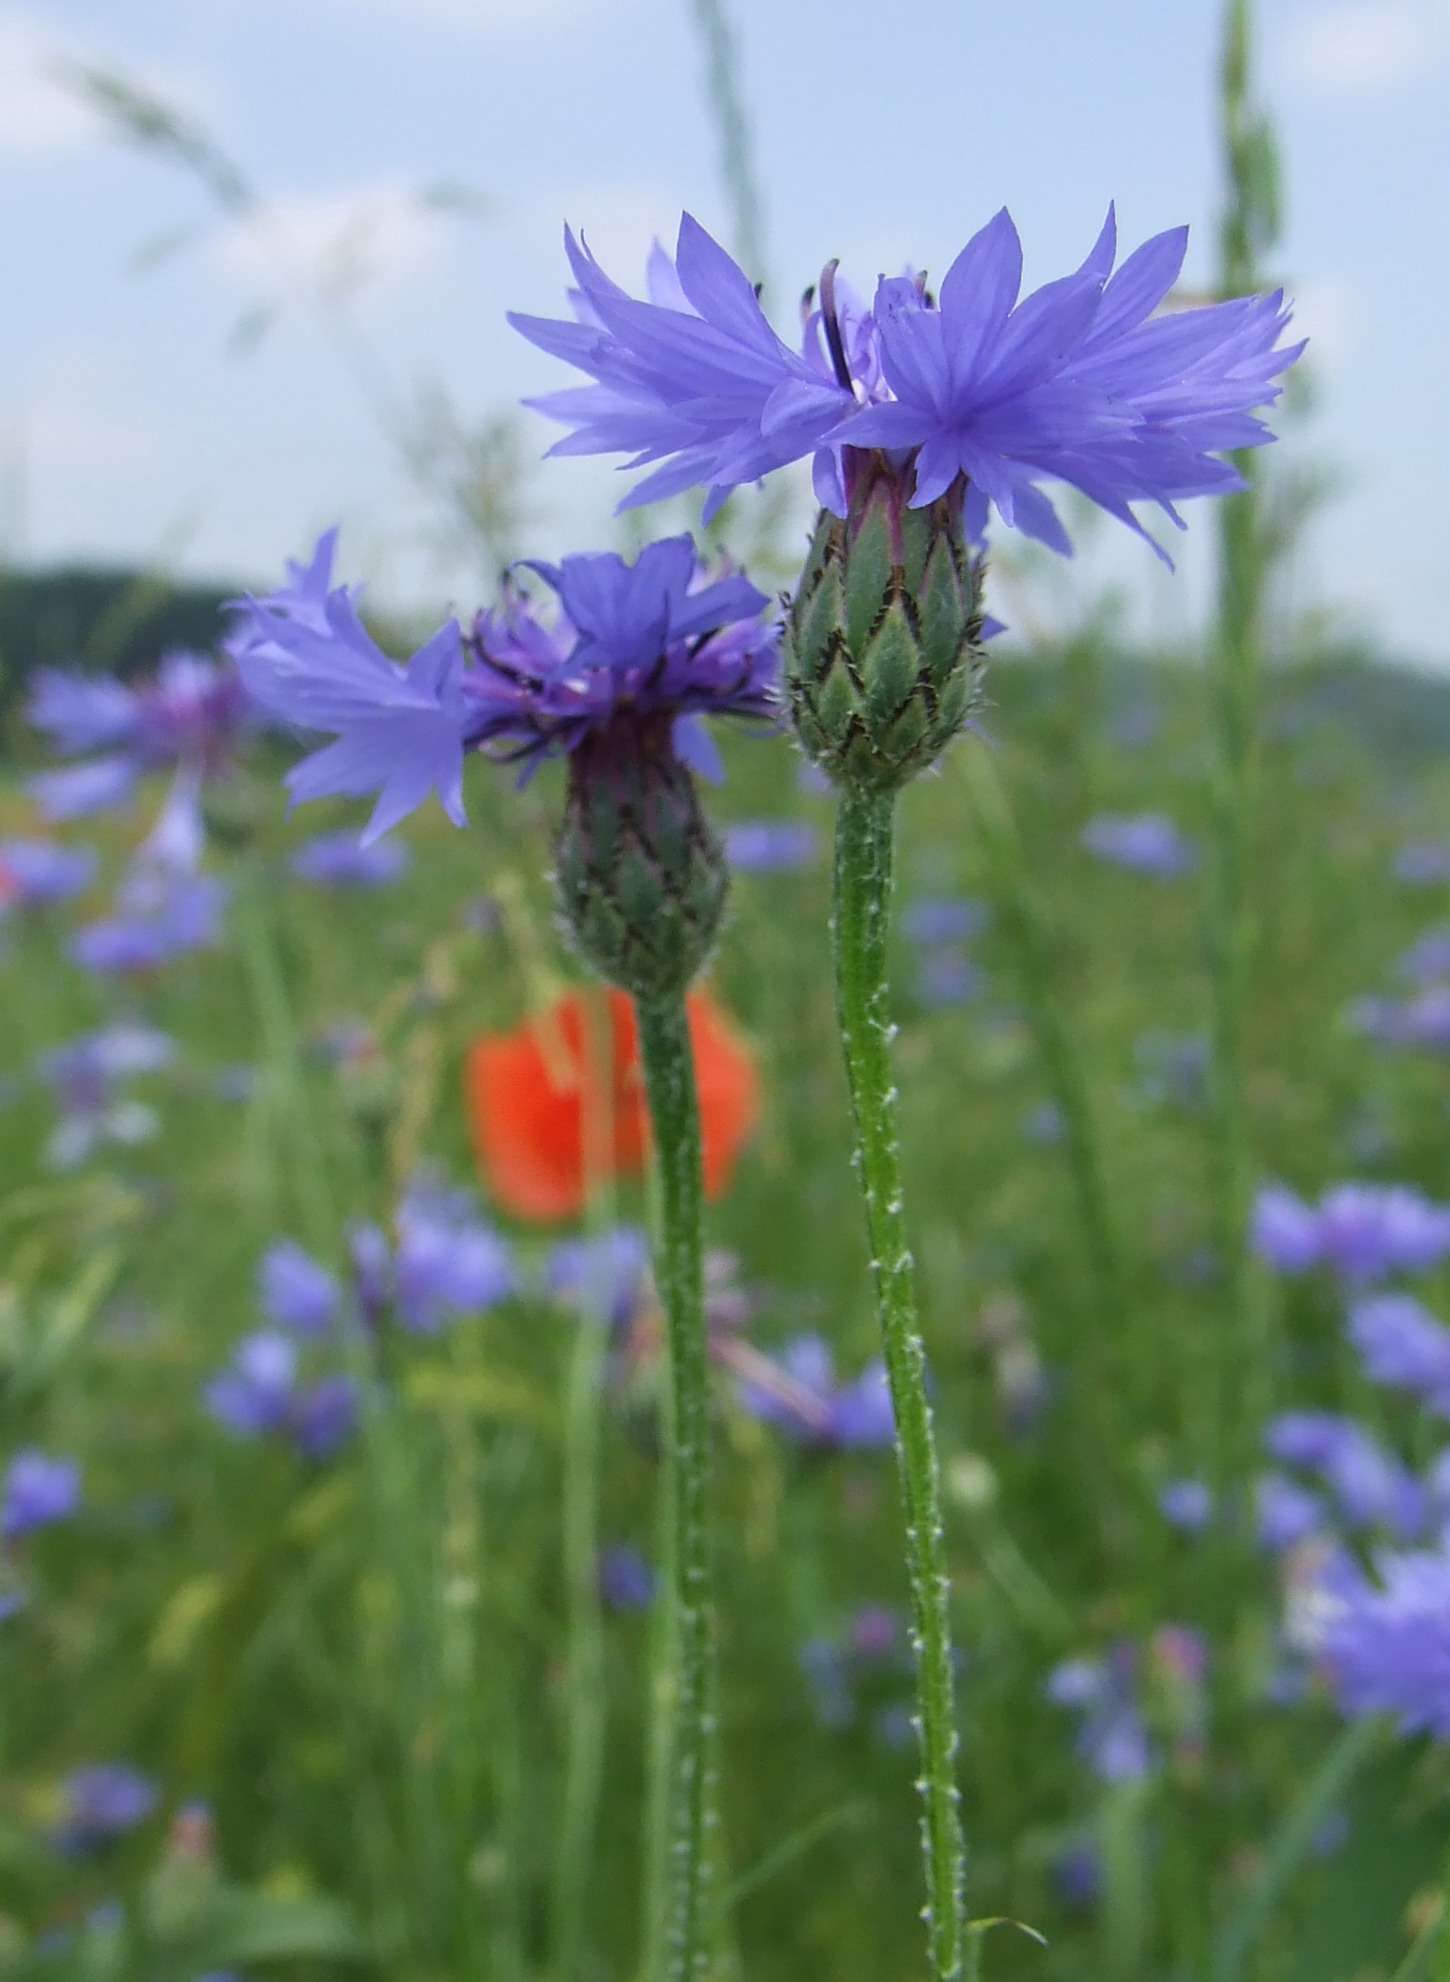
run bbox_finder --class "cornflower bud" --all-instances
[786,447,987,792]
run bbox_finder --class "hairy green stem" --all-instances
[637,995,715,1982]
[551,996,618,1981]
[833,786,967,1982]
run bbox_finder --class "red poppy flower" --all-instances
[465,985,760,1222]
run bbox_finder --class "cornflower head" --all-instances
[69,864,226,978]
[203,1331,358,1461]
[729,1331,895,1449]
[0,839,96,911]
[28,651,254,869]
[36,1022,174,1170]
[51,1764,157,1855]
[231,530,779,1000]
[512,208,1301,791]
[1252,1181,1450,1285]
[3,1449,81,1540]
[1302,1539,1450,1739]
[1046,1645,1151,1784]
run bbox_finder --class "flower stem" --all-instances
[550,992,617,1982]
[636,994,715,1982]
[833,785,966,1982]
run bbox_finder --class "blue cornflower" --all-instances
[2,1450,82,1540]
[36,1022,174,1170]
[1252,1181,1450,1284]
[1306,1540,1450,1739]
[1267,1411,1426,1538]
[732,1332,894,1449]
[1081,812,1196,877]
[0,839,96,910]
[29,652,255,868]
[722,820,819,873]
[1158,1478,1213,1534]
[204,1331,358,1461]
[599,1543,656,1612]
[69,864,226,977]
[52,1764,157,1854]
[901,898,989,946]
[1397,925,1450,985]
[511,208,1301,556]
[1348,1293,1450,1412]
[290,830,410,887]
[546,1227,653,1332]
[1394,842,1450,885]
[1257,1471,1327,1553]
[229,529,778,843]
[1046,1645,1151,1784]
[259,1240,341,1339]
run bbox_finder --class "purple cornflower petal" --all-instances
[0,840,96,908]
[232,531,778,837]
[1394,842,1450,885]
[36,1023,174,1170]
[1251,1184,1322,1274]
[1047,1645,1151,1783]
[1348,1293,1450,1408]
[258,1241,340,1338]
[1318,1184,1450,1284]
[917,950,981,1008]
[2,1450,81,1539]
[735,1333,894,1450]
[292,1375,358,1460]
[290,830,410,887]
[28,655,254,852]
[1267,1411,1426,1537]
[393,1178,515,1332]
[547,1228,653,1332]
[1081,812,1195,877]
[901,897,989,945]
[1308,1540,1450,1738]
[1352,988,1450,1054]
[1398,926,1450,985]
[52,1764,157,1854]
[722,820,818,873]
[204,1331,298,1437]
[1159,1479,1213,1534]
[599,1543,656,1611]
[70,866,226,976]
[1257,1471,1327,1552]
[514,208,1300,553]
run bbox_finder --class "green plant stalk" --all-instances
[1206,0,1276,1509]
[551,995,618,1982]
[833,786,967,1982]
[685,0,767,290]
[636,995,716,1982]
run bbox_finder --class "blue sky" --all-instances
[0,0,1445,659]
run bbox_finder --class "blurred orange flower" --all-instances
[465,986,759,1222]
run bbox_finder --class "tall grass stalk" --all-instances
[832,787,966,1982]
[1205,0,1280,1503]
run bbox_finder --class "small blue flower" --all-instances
[547,1227,653,1332]
[1394,842,1450,885]
[1081,812,1195,877]
[70,865,226,976]
[52,1764,157,1854]
[1253,1181,1450,1285]
[512,207,1301,555]
[1158,1479,1213,1534]
[1306,1540,1450,1739]
[599,1543,655,1611]
[734,1333,894,1450]
[1047,1645,1151,1784]
[36,1022,174,1170]
[1256,1471,1326,1552]
[259,1240,340,1339]
[1348,1293,1450,1411]
[290,830,410,887]
[205,1332,298,1438]
[0,839,96,909]
[1267,1411,1426,1538]
[2,1450,81,1540]
[28,652,254,866]
[722,820,818,873]
[901,897,989,946]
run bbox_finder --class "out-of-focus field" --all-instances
[7,618,1450,1982]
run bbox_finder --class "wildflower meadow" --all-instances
[2,1,1447,1979]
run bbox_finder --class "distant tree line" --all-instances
[0,564,237,749]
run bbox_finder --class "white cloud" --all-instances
[208,183,449,306]
[0,8,97,154]
[1281,0,1450,94]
